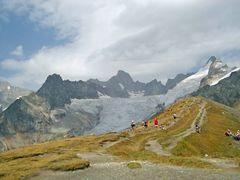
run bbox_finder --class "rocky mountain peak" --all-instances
[208,59,230,75]
[115,70,134,83]
[200,57,235,87]
[206,56,217,64]
[45,74,63,84]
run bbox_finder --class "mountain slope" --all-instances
[193,70,240,107]
[0,74,101,151]
[1,96,240,179]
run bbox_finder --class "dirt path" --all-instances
[76,152,122,164]
[145,139,171,156]
[144,102,207,157]
[198,158,239,169]
[166,102,207,150]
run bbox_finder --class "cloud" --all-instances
[1,0,240,89]
[10,45,24,57]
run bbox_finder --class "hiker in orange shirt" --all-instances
[154,118,158,127]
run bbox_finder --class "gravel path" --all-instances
[31,160,240,180]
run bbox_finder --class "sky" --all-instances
[0,0,240,90]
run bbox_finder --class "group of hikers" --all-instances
[130,113,178,131]
[131,119,166,130]
[225,129,240,141]
[131,113,203,134]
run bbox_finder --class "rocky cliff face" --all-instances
[0,80,31,110]
[0,91,99,150]
[200,56,235,87]
[37,74,99,108]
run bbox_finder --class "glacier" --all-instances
[68,95,166,134]
[66,61,219,135]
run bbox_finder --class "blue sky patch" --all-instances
[0,12,69,61]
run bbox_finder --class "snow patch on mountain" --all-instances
[118,83,124,90]
[164,63,210,104]
[128,91,144,98]
[97,91,111,99]
[210,67,240,86]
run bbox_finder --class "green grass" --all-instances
[172,99,240,158]
[127,162,142,169]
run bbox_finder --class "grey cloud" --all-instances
[1,0,240,89]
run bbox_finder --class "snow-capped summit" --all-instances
[200,57,236,87]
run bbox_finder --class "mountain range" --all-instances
[0,56,239,151]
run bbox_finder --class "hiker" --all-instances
[233,130,240,141]
[225,129,233,136]
[154,118,158,127]
[195,124,200,133]
[131,120,135,130]
[160,124,165,130]
[144,120,148,128]
[172,113,177,120]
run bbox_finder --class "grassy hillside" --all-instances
[0,96,240,179]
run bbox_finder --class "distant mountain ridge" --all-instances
[87,70,192,98]
[0,80,31,111]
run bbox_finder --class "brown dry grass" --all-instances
[0,132,123,179]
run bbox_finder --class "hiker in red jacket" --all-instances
[154,118,158,127]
